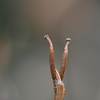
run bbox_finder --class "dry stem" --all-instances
[44,35,71,100]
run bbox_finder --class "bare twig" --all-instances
[44,35,71,100]
[60,38,71,80]
[44,35,56,88]
[54,69,65,100]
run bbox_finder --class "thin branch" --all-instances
[44,35,56,88]
[44,35,71,100]
[54,69,65,100]
[60,38,71,80]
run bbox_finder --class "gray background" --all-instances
[0,0,100,100]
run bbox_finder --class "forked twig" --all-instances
[44,35,71,100]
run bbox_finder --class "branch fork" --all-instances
[44,35,71,100]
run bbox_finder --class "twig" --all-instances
[60,38,71,80]
[44,35,71,100]
[44,35,56,88]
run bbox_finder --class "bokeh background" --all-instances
[0,0,100,100]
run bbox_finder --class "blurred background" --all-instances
[0,0,100,100]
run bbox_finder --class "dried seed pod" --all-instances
[44,35,56,87]
[60,38,71,80]
[54,69,65,100]
[44,35,71,100]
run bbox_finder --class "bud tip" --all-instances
[66,38,71,43]
[44,35,49,39]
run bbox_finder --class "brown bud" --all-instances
[60,38,71,80]
[44,35,56,81]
